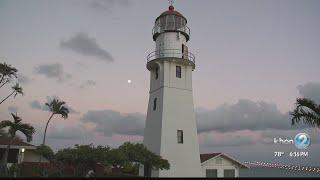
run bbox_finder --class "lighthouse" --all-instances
[141,5,202,177]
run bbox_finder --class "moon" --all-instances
[127,80,132,84]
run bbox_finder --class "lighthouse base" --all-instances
[140,84,203,177]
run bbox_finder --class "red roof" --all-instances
[200,153,222,163]
[0,137,34,147]
[156,5,186,22]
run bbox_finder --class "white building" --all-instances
[200,153,249,178]
[140,5,202,177]
[0,137,49,166]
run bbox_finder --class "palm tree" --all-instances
[42,98,69,146]
[0,129,23,141]
[290,98,320,128]
[0,83,23,104]
[0,113,35,165]
[0,62,18,88]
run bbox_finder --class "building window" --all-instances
[224,169,235,177]
[206,169,218,177]
[176,66,181,78]
[155,67,159,79]
[153,98,157,111]
[177,130,183,144]
[0,149,19,163]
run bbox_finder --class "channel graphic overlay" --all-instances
[294,133,311,149]
[273,133,311,158]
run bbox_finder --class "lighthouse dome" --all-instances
[156,5,187,23]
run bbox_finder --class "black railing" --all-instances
[147,49,195,64]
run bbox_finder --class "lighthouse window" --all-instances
[155,67,159,79]
[177,130,183,144]
[153,98,157,111]
[176,66,181,78]
[160,16,166,31]
[167,15,174,30]
[175,16,181,29]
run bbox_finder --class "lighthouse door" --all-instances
[144,164,151,177]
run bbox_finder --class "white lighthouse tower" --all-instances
[141,4,202,177]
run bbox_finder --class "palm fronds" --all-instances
[290,98,320,128]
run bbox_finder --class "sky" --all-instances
[1,0,320,166]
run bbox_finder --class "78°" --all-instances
[274,151,285,157]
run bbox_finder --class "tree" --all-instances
[0,62,18,89]
[42,98,69,146]
[0,113,35,165]
[53,142,169,177]
[35,145,55,161]
[0,83,23,104]
[118,142,170,175]
[55,144,110,176]
[290,98,320,128]
[0,129,23,141]
[106,149,129,170]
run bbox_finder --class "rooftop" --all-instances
[156,5,186,22]
[200,153,222,163]
[200,153,249,168]
[0,137,35,147]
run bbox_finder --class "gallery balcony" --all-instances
[146,49,195,70]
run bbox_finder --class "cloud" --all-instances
[47,125,93,140]
[199,130,261,147]
[199,128,319,148]
[29,100,49,111]
[297,82,320,103]
[80,110,145,137]
[67,107,80,114]
[196,99,316,147]
[196,99,305,133]
[85,80,96,86]
[8,106,18,113]
[77,99,310,147]
[88,0,132,12]
[80,80,96,89]
[17,73,31,85]
[60,32,113,62]
[29,96,80,114]
[34,63,71,82]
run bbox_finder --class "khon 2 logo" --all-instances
[294,133,311,149]
[274,133,311,149]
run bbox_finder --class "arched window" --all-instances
[155,67,159,79]
[153,98,157,111]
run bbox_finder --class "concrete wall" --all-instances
[142,57,202,177]
[155,32,187,59]
[201,156,240,177]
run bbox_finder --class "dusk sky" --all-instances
[1,0,320,166]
